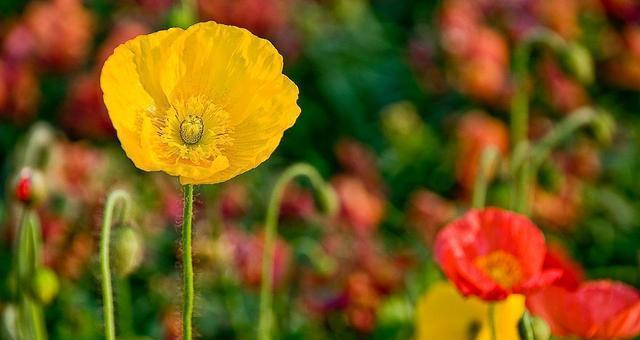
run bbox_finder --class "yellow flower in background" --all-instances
[415,281,525,340]
[101,21,300,184]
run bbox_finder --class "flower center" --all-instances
[179,115,204,145]
[474,250,522,288]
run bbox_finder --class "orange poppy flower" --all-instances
[434,208,560,301]
[527,280,640,339]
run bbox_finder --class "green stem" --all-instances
[116,277,134,336]
[510,28,566,214]
[182,184,195,340]
[100,190,133,340]
[529,107,599,174]
[488,303,497,340]
[472,147,500,209]
[258,163,335,340]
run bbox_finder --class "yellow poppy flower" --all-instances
[415,281,525,340]
[101,21,300,184]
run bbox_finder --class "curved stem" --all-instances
[510,28,567,214]
[529,107,599,174]
[182,184,195,340]
[472,147,500,209]
[100,190,133,340]
[258,163,335,340]
[23,123,54,168]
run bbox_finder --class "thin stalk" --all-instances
[488,303,497,340]
[182,184,195,340]
[510,28,566,214]
[116,277,134,336]
[472,147,500,209]
[258,163,335,340]
[100,190,133,340]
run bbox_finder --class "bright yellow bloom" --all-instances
[101,21,300,184]
[415,281,525,340]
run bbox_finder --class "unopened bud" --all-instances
[13,167,47,207]
[112,226,144,278]
[562,42,594,85]
[31,268,59,305]
[591,111,616,146]
[318,185,339,218]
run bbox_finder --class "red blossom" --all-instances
[527,280,640,339]
[332,175,385,235]
[456,111,509,194]
[434,207,560,301]
[543,243,585,290]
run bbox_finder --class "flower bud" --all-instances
[561,42,594,85]
[111,226,144,278]
[31,268,59,305]
[591,111,615,146]
[13,167,47,207]
[318,185,339,218]
[530,315,551,340]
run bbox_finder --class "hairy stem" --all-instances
[182,184,195,340]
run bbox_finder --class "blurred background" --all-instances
[0,0,639,338]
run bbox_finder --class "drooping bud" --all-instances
[31,268,59,305]
[111,226,144,278]
[591,111,616,146]
[13,167,47,207]
[561,42,594,85]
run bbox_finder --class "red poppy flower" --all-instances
[542,243,584,290]
[527,280,640,339]
[434,208,560,301]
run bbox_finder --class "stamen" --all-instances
[474,250,523,288]
[180,115,205,145]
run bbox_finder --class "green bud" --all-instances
[381,101,423,142]
[562,42,594,85]
[13,167,47,208]
[377,295,413,326]
[168,4,196,29]
[318,185,339,218]
[2,304,18,339]
[112,227,144,278]
[531,316,551,340]
[591,111,616,146]
[31,268,59,305]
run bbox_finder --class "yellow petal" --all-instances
[101,28,183,171]
[415,282,525,340]
[415,282,485,340]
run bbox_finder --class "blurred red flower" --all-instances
[226,229,291,290]
[539,57,589,113]
[198,0,290,36]
[456,111,509,195]
[0,59,40,123]
[543,243,585,290]
[332,175,385,235]
[218,182,249,221]
[61,73,115,138]
[527,280,640,339]
[533,176,582,231]
[435,208,560,301]
[406,189,456,247]
[5,0,94,71]
[279,183,316,220]
[335,139,382,192]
